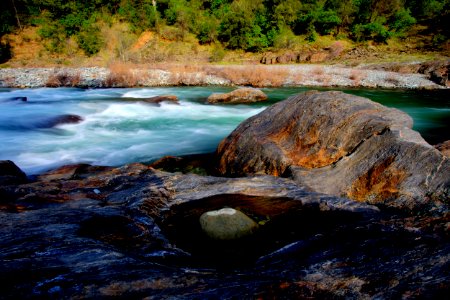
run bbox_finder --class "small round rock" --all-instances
[199,208,258,240]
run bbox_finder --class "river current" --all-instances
[0,87,449,174]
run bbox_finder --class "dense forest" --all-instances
[1,0,449,62]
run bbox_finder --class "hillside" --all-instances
[1,0,449,67]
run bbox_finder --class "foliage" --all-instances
[390,9,416,35]
[0,42,12,63]
[0,0,448,59]
[209,43,226,62]
[77,24,104,56]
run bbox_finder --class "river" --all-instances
[0,87,449,174]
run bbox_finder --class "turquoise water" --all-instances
[0,87,449,174]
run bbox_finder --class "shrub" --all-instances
[353,22,392,43]
[77,24,103,56]
[390,9,416,36]
[207,65,289,87]
[273,27,296,49]
[46,71,81,87]
[209,44,226,62]
[104,63,138,87]
[0,41,12,63]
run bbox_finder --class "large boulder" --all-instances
[216,91,450,212]
[207,88,268,104]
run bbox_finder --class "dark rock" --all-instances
[34,114,84,128]
[418,60,449,87]
[121,95,179,105]
[9,96,27,102]
[0,162,448,298]
[149,153,215,175]
[435,140,450,157]
[216,91,450,213]
[144,95,179,104]
[207,88,268,104]
[0,160,27,185]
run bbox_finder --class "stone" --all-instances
[216,91,450,213]
[434,140,450,157]
[199,208,258,240]
[0,160,27,185]
[149,153,214,175]
[207,88,268,104]
[0,162,448,298]
[143,95,179,104]
[120,95,179,105]
[34,114,83,128]
[9,96,27,101]
[418,60,449,87]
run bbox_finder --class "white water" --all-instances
[0,87,264,174]
[1,86,449,175]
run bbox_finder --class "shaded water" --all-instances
[0,87,449,174]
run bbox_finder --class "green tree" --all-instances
[218,0,271,51]
[295,1,341,39]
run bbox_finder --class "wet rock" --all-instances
[149,153,214,175]
[37,164,112,181]
[0,160,27,185]
[121,95,180,105]
[435,140,450,157]
[8,96,27,102]
[207,88,268,104]
[34,114,84,128]
[144,95,179,104]
[199,208,258,240]
[216,91,450,213]
[0,162,448,298]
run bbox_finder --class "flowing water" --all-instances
[0,87,449,174]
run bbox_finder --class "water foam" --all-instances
[0,88,264,174]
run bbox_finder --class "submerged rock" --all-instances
[144,95,179,104]
[122,95,180,105]
[216,91,450,212]
[199,208,258,240]
[207,88,268,104]
[35,114,84,128]
[8,96,27,102]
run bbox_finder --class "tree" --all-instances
[218,0,271,51]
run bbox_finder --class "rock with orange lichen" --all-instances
[216,91,450,213]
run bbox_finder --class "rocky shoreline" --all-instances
[0,63,447,89]
[1,90,449,298]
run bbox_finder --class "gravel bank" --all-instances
[0,65,444,89]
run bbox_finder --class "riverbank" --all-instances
[0,63,447,89]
